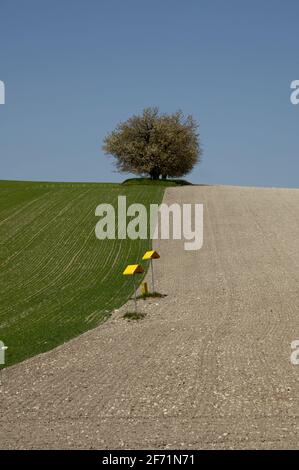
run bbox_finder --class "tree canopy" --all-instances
[103,107,202,180]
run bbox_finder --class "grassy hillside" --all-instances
[0,180,165,367]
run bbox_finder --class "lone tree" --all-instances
[103,107,201,180]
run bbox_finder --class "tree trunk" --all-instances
[150,168,160,180]
[162,174,167,180]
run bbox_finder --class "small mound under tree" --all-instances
[102,107,202,180]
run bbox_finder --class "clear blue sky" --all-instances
[0,0,298,187]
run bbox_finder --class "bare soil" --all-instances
[1,185,299,449]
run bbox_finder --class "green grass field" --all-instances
[0,180,165,367]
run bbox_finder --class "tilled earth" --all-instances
[1,185,299,449]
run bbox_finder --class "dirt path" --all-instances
[1,185,299,449]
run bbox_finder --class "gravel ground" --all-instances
[1,184,299,449]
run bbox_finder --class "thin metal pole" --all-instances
[151,258,155,293]
[133,275,137,312]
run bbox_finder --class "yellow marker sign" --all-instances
[142,250,160,293]
[123,264,144,275]
[142,250,160,260]
[123,264,144,312]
